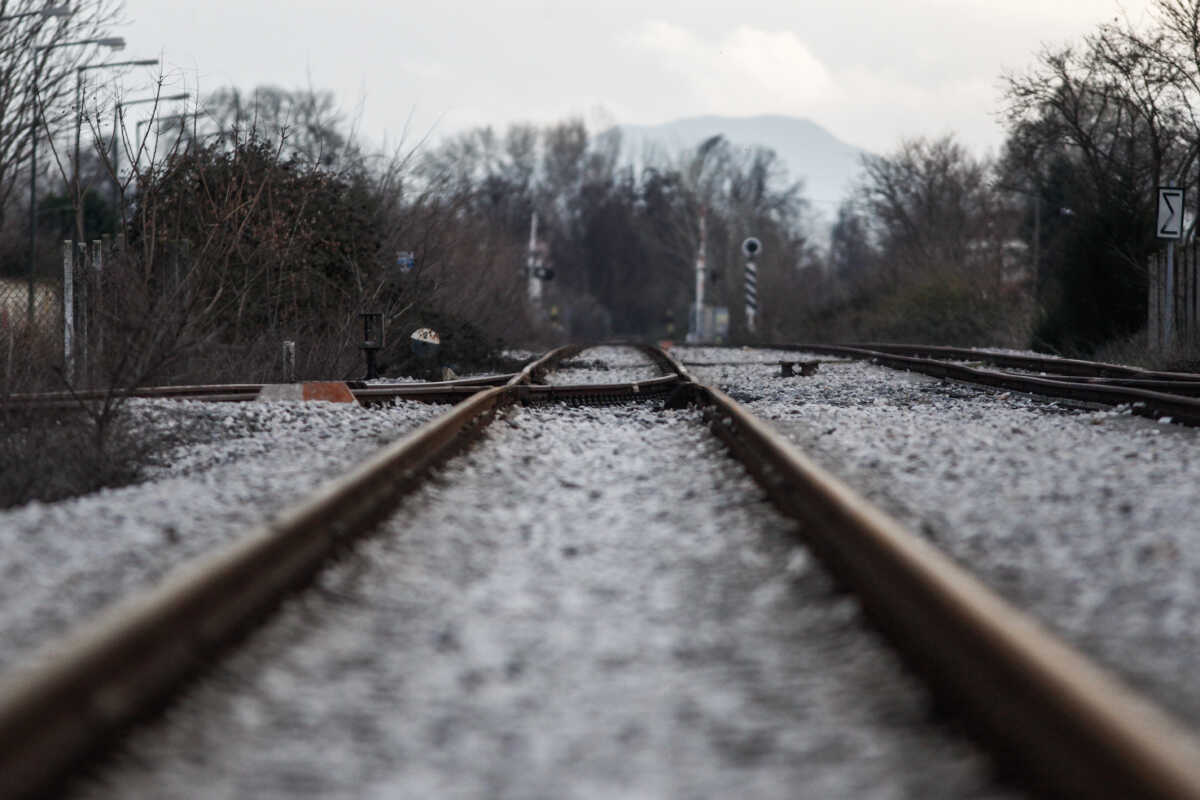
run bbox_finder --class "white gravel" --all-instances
[75,402,1011,799]
[542,345,664,385]
[680,345,1200,731]
[19,339,1184,797]
[0,397,443,672]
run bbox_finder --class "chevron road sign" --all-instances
[1158,187,1185,239]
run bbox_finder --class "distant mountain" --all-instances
[617,114,868,227]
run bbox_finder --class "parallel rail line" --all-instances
[2,344,1200,798]
[837,341,1200,382]
[0,374,521,413]
[788,343,1200,425]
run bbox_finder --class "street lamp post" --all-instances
[75,57,156,242]
[27,35,126,323]
[112,93,187,204]
[134,111,191,160]
[0,4,71,22]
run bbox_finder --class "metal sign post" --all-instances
[62,241,73,382]
[742,237,761,335]
[690,212,707,342]
[527,212,542,305]
[1157,186,1185,346]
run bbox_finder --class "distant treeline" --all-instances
[7,0,1200,390]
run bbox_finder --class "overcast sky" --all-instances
[116,0,1157,157]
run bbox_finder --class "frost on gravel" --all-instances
[680,345,1200,731]
[0,397,443,672]
[542,344,663,385]
[76,402,1013,800]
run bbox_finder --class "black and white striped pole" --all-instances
[742,237,761,334]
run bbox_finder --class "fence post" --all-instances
[1185,241,1195,347]
[1189,242,1197,349]
[62,241,74,382]
[282,340,296,382]
[1148,251,1159,351]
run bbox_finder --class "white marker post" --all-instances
[62,241,73,382]
[527,212,542,306]
[742,237,761,335]
[1158,186,1185,347]
[690,212,707,342]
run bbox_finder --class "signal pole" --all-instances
[742,237,761,335]
[689,209,707,342]
[527,211,541,305]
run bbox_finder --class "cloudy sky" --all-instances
[116,0,1156,156]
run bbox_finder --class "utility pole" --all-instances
[689,209,707,342]
[527,211,541,305]
[1032,194,1040,300]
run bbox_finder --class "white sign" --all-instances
[1157,187,1185,239]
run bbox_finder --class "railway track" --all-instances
[0,372,520,412]
[2,344,1200,797]
[743,342,1200,425]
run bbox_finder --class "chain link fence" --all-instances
[1,273,62,392]
[0,276,59,335]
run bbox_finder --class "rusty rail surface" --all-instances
[0,344,679,799]
[1,373,522,412]
[655,346,1200,799]
[683,340,1200,384]
[843,341,1200,381]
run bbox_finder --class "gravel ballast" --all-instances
[680,345,1200,731]
[542,344,663,384]
[74,401,1012,800]
[0,397,442,672]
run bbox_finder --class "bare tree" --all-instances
[0,0,121,227]
[999,2,1200,351]
[169,84,359,171]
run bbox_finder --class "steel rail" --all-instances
[806,342,1200,382]
[0,347,680,799]
[1,374,520,408]
[352,385,493,406]
[0,383,514,799]
[652,347,1200,799]
[1,385,491,414]
[786,344,1200,425]
[1026,375,1200,396]
[14,342,1200,798]
[518,374,681,405]
[2,342,672,412]
[680,340,1200,383]
[508,343,588,386]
